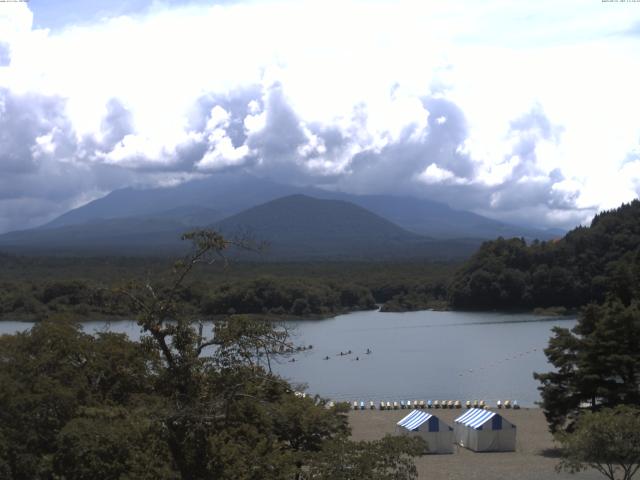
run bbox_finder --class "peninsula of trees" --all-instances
[448,200,640,311]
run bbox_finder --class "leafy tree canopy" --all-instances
[449,200,640,310]
[0,230,424,479]
[556,405,640,480]
[534,300,640,433]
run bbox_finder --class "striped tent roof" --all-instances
[454,408,497,430]
[397,410,433,431]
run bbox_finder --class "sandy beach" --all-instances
[349,408,602,480]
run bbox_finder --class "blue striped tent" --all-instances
[396,410,454,454]
[453,408,516,452]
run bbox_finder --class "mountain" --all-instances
[0,195,481,259]
[0,206,223,255]
[39,173,562,241]
[310,193,560,240]
[42,174,295,230]
[211,194,478,260]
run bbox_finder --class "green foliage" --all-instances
[0,231,427,478]
[0,256,459,320]
[449,200,640,310]
[203,276,375,316]
[53,407,176,480]
[534,300,640,433]
[556,405,640,480]
[0,319,160,479]
[307,435,426,480]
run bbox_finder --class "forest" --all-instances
[0,255,456,321]
[448,200,640,310]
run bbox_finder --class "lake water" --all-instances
[0,310,576,406]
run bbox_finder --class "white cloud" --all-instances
[418,163,456,184]
[0,0,639,232]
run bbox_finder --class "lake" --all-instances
[0,310,576,406]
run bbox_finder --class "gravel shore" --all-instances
[349,408,602,480]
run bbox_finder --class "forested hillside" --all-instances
[449,200,640,310]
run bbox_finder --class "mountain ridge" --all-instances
[38,173,562,241]
[0,194,481,259]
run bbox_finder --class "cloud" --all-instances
[622,20,640,37]
[0,0,639,234]
[0,88,74,175]
[0,42,10,66]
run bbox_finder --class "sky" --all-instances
[0,0,639,234]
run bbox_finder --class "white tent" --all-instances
[453,408,516,452]
[396,410,454,454]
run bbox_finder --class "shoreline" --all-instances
[349,408,601,480]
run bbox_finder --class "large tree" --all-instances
[534,299,640,432]
[556,405,640,480]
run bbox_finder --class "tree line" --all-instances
[0,260,456,321]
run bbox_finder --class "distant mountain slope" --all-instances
[42,174,296,230]
[40,173,561,241]
[0,206,224,255]
[0,218,186,255]
[212,195,479,260]
[314,193,559,240]
[0,195,480,259]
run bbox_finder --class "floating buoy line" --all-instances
[456,347,540,377]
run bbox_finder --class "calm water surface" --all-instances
[0,310,576,406]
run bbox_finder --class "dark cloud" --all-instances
[331,95,474,195]
[453,105,577,220]
[248,84,307,158]
[100,98,134,150]
[0,83,589,233]
[244,84,337,183]
[190,85,262,148]
[507,103,563,180]
[421,96,476,179]
[0,42,10,67]
[0,88,74,175]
